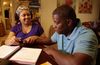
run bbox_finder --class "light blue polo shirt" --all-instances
[51,25,98,60]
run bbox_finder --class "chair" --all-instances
[96,48,100,65]
[48,25,55,39]
[48,25,57,49]
[82,21,100,65]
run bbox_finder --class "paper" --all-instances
[10,47,42,65]
[0,45,20,59]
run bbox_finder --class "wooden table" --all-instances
[36,51,58,65]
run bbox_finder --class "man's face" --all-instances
[52,14,68,34]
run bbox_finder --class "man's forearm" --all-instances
[35,37,56,45]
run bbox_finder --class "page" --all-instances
[0,45,20,59]
[10,47,42,65]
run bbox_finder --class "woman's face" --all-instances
[19,10,32,25]
[52,14,69,34]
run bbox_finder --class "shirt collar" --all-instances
[67,22,82,40]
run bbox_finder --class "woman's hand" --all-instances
[23,36,39,44]
[6,36,21,45]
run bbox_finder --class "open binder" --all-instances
[10,47,42,65]
[0,45,20,59]
[0,45,42,65]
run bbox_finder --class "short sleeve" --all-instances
[10,24,21,34]
[74,29,98,58]
[51,32,58,43]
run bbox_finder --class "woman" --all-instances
[5,5,45,47]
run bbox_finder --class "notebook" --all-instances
[0,45,20,59]
[10,47,42,65]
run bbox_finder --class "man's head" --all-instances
[52,4,78,35]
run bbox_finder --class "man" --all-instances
[43,4,98,65]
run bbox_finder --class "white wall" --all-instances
[76,0,99,22]
[40,0,57,37]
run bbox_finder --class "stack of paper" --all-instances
[0,45,20,59]
[10,47,42,65]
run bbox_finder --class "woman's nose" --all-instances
[25,15,29,18]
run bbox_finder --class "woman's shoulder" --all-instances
[32,20,42,28]
[32,21,39,25]
[11,23,21,30]
[13,22,21,27]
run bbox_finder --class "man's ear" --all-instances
[66,19,73,27]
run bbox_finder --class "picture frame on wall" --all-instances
[57,0,64,7]
[78,0,93,14]
[72,0,76,10]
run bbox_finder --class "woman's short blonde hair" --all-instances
[16,5,29,15]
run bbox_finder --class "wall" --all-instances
[57,0,65,6]
[1,0,99,37]
[1,0,10,32]
[40,0,100,37]
[40,0,57,37]
[1,0,19,34]
[10,0,21,27]
[76,0,99,22]
[0,0,1,23]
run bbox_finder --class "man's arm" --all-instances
[35,36,56,45]
[43,48,93,65]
